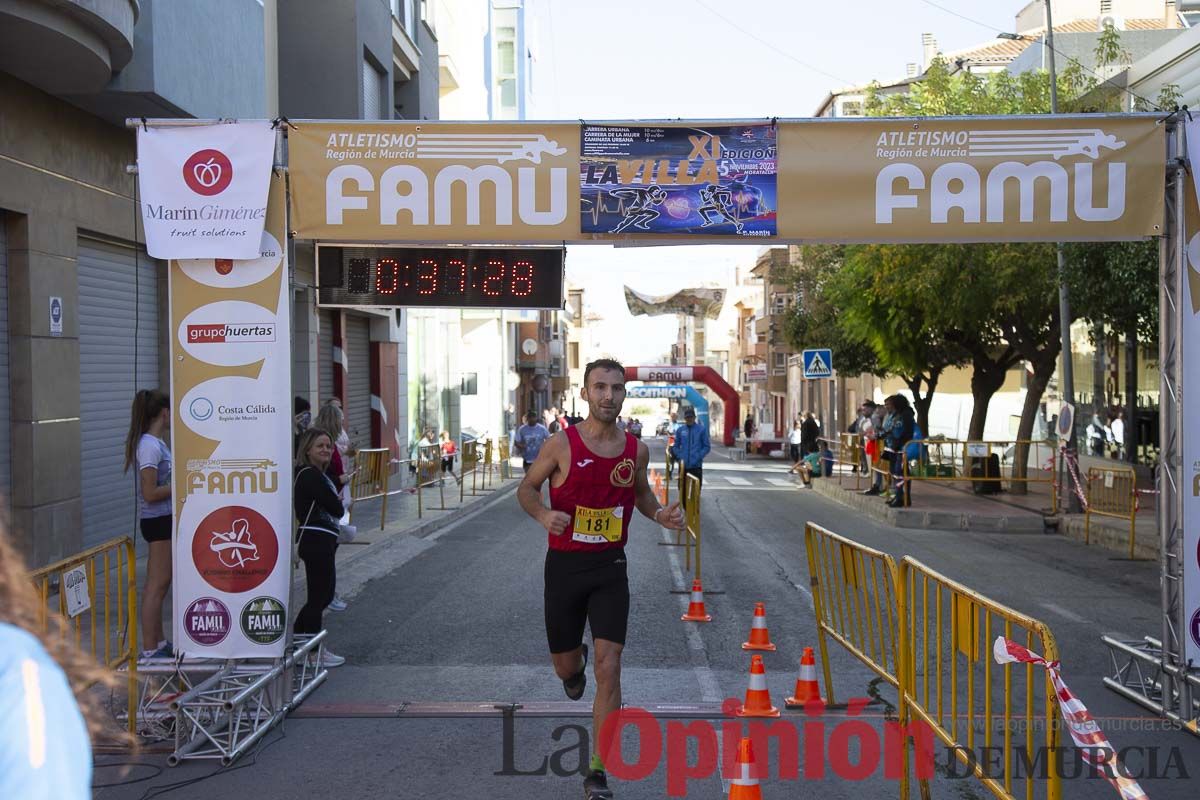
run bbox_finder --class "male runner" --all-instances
[610,185,668,234]
[696,184,743,232]
[518,358,684,800]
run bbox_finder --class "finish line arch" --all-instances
[625,366,738,446]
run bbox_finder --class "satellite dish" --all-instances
[521,338,539,356]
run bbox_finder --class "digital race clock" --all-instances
[316,245,565,310]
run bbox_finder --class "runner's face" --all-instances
[583,368,625,424]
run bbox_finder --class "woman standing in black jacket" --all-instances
[293,428,345,667]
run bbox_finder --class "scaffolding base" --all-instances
[1101,635,1200,736]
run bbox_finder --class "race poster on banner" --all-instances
[137,122,276,260]
[579,123,777,237]
[170,172,292,659]
[1182,118,1200,667]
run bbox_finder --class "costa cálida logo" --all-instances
[183,149,234,196]
[191,506,279,593]
[610,458,636,488]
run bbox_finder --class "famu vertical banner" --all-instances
[1183,118,1200,667]
[170,171,292,658]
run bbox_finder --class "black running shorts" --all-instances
[544,548,629,653]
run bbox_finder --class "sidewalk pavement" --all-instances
[799,464,1157,559]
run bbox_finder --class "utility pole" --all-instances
[1045,0,1081,511]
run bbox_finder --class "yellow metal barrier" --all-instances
[483,438,495,489]
[804,523,926,800]
[804,523,903,697]
[497,436,512,480]
[899,557,1062,800]
[416,443,449,516]
[349,448,391,530]
[1084,466,1138,557]
[902,439,1059,513]
[681,473,702,580]
[28,535,138,736]
[460,439,482,501]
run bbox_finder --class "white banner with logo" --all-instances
[137,122,276,260]
[170,172,292,658]
[1182,119,1200,666]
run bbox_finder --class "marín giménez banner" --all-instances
[137,122,276,259]
[580,123,778,237]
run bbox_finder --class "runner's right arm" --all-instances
[517,432,571,536]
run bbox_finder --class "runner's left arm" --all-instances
[634,440,683,530]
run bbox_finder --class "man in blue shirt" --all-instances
[515,410,551,473]
[670,408,711,502]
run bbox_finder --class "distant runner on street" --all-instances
[517,358,684,800]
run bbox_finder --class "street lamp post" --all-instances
[1044,0,1081,512]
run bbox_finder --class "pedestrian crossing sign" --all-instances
[802,349,833,379]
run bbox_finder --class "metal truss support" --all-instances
[166,631,328,766]
[1102,118,1200,736]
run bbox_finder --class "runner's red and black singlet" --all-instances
[547,426,638,553]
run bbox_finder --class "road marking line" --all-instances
[765,478,794,487]
[722,476,752,486]
[1038,602,1091,625]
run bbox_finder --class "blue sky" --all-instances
[540,0,1020,361]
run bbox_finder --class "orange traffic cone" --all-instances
[680,579,712,622]
[785,646,825,708]
[727,737,763,800]
[735,654,780,718]
[741,602,777,651]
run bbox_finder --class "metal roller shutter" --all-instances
[0,215,9,493]
[318,310,333,402]
[345,315,371,449]
[79,239,160,548]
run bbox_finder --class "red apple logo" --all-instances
[183,149,233,196]
[215,259,234,275]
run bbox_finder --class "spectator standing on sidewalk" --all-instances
[787,421,803,465]
[884,395,916,508]
[862,399,893,497]
[801,411,820,456]
[315,404,355,613]
[743,413,755,441]
[671,408,711,500]
[293,428,346,667]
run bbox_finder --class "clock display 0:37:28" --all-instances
[346,256,534,298]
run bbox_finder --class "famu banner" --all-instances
[776,116,1163,243]
[288,121,580,242]
[137,122,276,259]
[170,172,292,658]
[287,116,1162,244]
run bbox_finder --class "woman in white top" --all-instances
[123,389,173,660]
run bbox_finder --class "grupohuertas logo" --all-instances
[183,148,234,196]
[241,596,286,645]
[324,131,569,228]
[875,127,1127,226]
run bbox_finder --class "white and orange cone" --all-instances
[680,579,712,622]
[741,602,777,651]
[727,737,763,800]
[735,654,780,718]
[785,646,825,709]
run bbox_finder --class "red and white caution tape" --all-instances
[993,637,1148,799]
[1061,446,1089,510]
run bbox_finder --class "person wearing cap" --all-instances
[670,408,710,503]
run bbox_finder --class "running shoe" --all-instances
[318,649,346,668]
[328,595,348,612]
[583,769,614,799]
[563,643,588,701]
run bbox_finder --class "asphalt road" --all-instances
[96,437,1200,799]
